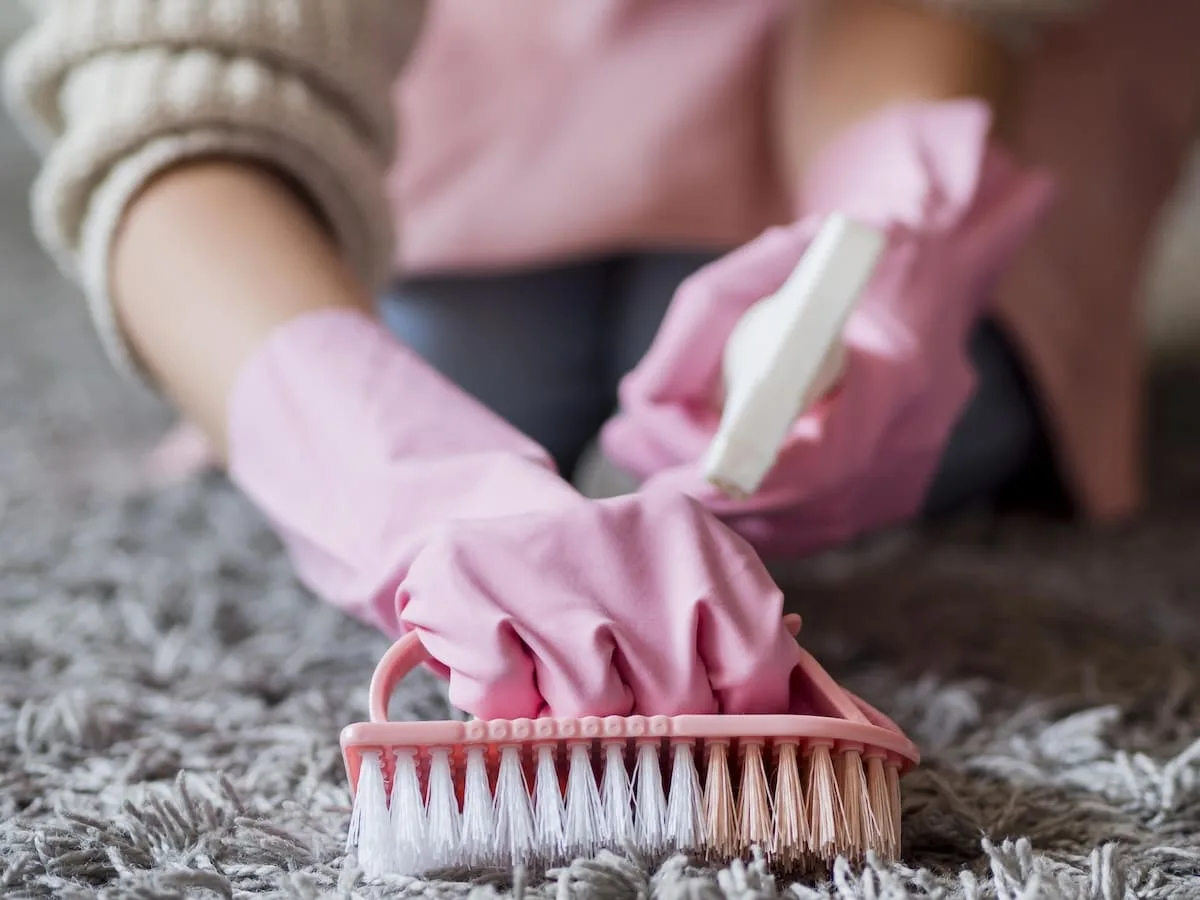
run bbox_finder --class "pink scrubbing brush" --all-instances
[341,626,919,877]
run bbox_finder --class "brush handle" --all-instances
[369,615,806,724]
[368,631,432,723]
[351,614,917,768]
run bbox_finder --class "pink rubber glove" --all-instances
[397,490,803,719]
[602,100,1057,557]
[140,422,217,487]
[227,310,802,718]
[227,309,576,631]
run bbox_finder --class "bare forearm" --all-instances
[772,0,1016,197]
[4,0,419,438]
[112,161,376,457]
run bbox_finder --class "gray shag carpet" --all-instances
[5,113,1200,900]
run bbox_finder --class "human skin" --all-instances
[112,2,1016,461]
[772,0,1016,195]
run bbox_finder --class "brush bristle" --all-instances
[738,743,773,857]
[390,749,426,874]
[771,741,808,868]
[665,741,704,851]
[602,742,635,848]
[346,737,902,876]
[460,745,495,867]
[866,754,896,860]
[425,748,460,868]
[702,741,738,861]
[533,744,566,864]
[564,741,604,857]
[494,745,536,865]
[806,743,843,862]
[633,740,668,853]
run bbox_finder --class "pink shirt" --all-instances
[389,0,788,274]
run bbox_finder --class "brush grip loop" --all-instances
[368,632,432,723]
[794,647,872,726]
[364,616,866,733]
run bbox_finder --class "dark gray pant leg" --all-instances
[379,261,612,476]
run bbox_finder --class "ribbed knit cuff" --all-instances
[28,49,396,383]
[2,0,421,386]
[70,124,392,384]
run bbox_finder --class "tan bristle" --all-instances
[771,741,809,868]
[836,748,873,860]
[702,741,738,860]
[887,761,903,857]
[494,745,536,865]
[866,755,895,860]
[805,743,843,861]
[737,742,773,856]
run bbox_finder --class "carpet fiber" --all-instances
[4,114,1200,899]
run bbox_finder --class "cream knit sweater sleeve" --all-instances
[3,0,425,378]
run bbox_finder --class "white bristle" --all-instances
[425,748,460,870]
[534,744,566,863]
[739,743,774,855]
[493,745,537,865]
[633,741,668,853]
[601,742,635,849]
[390,749,426,874]
[461,746,496,866]
[665,741,704,852]
[348,751,393,878]
[564,742,603,857]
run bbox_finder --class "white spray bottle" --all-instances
[702,214,886,498]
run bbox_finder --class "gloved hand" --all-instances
[602,100,1056,557]
[397,490,803,719]
[226,308,801,718]
[227,308,578,631]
